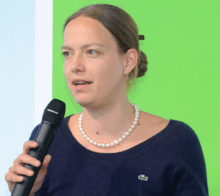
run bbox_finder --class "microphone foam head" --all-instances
[42,99,66,127]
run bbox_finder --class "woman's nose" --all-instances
[70,53,85,72]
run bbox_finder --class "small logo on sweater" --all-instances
[138,174,148,181]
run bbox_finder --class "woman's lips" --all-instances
[74,83,92,91]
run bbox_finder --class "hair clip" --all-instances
[139,35,145,40]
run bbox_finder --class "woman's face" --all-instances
[62,16,128,108]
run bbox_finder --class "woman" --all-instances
[5,4,208,195]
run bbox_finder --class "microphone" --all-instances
[11,99,66,196]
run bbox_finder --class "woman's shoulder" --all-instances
[140,111,170,133]
[126,111,170,145]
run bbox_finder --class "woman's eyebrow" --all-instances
[61,43,104,50]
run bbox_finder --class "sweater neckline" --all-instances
[61,114,178,160]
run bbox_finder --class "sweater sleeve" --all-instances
[173,122,209,196]
[28,124,40,141]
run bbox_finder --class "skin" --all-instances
[62,16,139,142]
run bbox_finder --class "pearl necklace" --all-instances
[78,103,140,148]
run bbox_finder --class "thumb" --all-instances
[45,154,52,163]
[46,154,51,161]
[41,155,52,169]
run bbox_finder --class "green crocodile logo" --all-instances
[138,174,148,181]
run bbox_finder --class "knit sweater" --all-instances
[29,115,208,196]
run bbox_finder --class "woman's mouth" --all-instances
[74,82,92,91]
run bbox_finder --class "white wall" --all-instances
[0,1,52,195]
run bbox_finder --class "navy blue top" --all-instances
[29,115,208,196]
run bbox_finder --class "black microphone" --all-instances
[11,99,66,196]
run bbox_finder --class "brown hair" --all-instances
[63,4,148,93]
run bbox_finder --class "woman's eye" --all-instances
[62,52,70,57]
[87,50,98,55]
[62,50,98,58]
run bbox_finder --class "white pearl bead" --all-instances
[125,132,129,135]
[78,103,139,148]
[114,140,118,144]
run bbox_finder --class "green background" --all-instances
[53,0,220,195]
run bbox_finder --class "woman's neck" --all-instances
[80,100,135,142]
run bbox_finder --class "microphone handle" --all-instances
[11,122,56,196]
